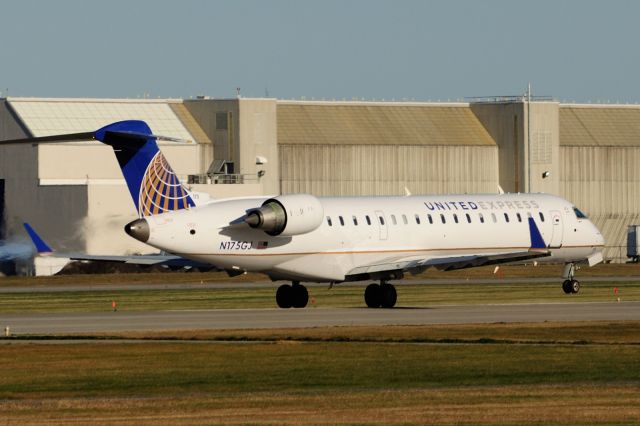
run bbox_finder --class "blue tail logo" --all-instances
[94,120,195,217]
[139,150,194,216]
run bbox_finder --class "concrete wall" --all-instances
[183,99,240,167]
[527,102,560,195]
[1,101,89,251]
[560,145,640,261]
[471,101,560,193]
[471,102,526,193]
[279,144,498,196]
[238,99,279,195]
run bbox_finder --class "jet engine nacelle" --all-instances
[244,194,324,236]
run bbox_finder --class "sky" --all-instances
[1,0,639,102]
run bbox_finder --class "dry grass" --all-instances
[106,320,640,345]
[1,323,639,424]
[1,384,638,424]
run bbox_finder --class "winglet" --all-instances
[528,217,546,249]
[23,223,53,254]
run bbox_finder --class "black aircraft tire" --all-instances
[292,285,309,308]
[365,283,382,308]
[380,283,397,308]
[276,284,293,309]
[562,279,572,294]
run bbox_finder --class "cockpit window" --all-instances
[573,207,588,219]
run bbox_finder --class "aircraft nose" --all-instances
[125,218,150,243]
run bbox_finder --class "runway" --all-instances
[1,302,639,334]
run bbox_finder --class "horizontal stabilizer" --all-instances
[22,223,214,269]
[0,132,95,145]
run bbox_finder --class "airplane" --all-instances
[22,222,215,271]
[1,120,605,308]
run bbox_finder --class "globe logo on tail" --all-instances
[138,152,195,217]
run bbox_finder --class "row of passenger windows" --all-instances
[326,211,546,227]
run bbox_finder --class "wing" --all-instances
[63,253,214,268]
[346,217,550,279]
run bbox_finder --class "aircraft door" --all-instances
[549,210,563,248]
[375,210,388,240]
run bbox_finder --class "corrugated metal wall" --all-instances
[280,144,498,196]
[560,146,640,261]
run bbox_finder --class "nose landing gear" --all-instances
[562,263,580,294]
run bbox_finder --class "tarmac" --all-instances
[1,301,639,334]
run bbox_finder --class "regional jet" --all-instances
[1,120,605,308]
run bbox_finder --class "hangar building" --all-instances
[0,96,638,264]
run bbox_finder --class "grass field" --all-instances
[1,265,639,423]
[1,322,639,424]
[0,280,638,313]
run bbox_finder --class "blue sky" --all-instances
[1,0,639,102]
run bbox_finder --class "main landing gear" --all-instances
[276,281,309,308]
[561,263,580,294]
[365,281,397,308]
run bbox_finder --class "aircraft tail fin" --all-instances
[1,120,195,217]
[23,223,53,254]
[94,120,195,217]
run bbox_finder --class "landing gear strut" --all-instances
[364,281,397,308]
[276,281,309,308]
[561,263,580,294]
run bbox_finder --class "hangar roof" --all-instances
[6,98,201,143]
[560,105,640,147]
[277,102,496,146]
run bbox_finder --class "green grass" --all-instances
[0,280,638,313]
[0,339,638,399]
[1,323,639,424]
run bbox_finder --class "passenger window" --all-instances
[516,213,522,222]
[379,216,385,225]
[539,212,545,222]
[466,213,471,223]
[415,214,420,225]
[453,214,459,224]
[391,215,397,225]
[504,213,510,223]
[352,215,358,226]
[491,213,497,223]
[428,214,433,224]
[440,214,446,224]
[339,216,345,226]
[366,215,371,225]
[326,216,332,227]
[402,214,408,225]
[479,213,485,223]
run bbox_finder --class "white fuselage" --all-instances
[140,193,604,282]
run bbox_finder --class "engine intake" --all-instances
[244,194,324,236]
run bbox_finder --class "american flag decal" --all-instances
[138,152,195,217]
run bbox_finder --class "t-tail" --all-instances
[94,121,195,217]
[1,120,196,217]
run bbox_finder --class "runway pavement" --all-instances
[1,302,638,334]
